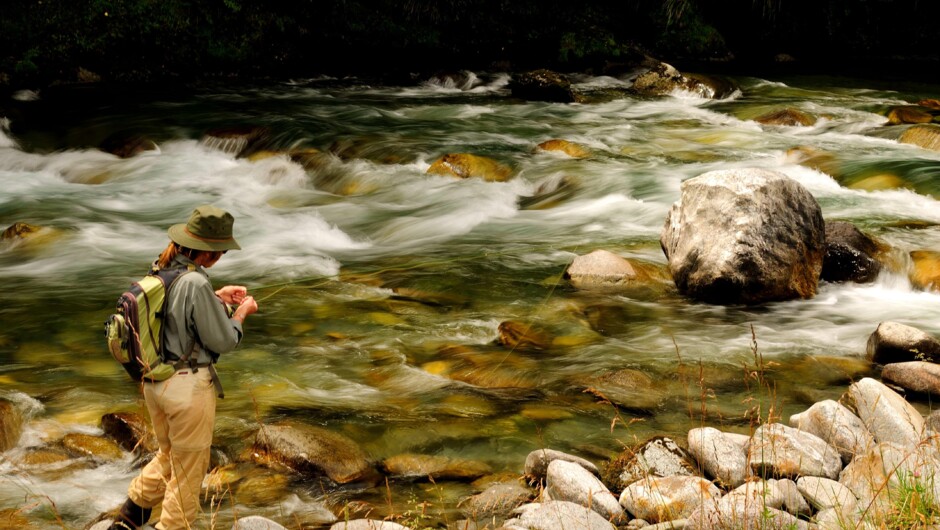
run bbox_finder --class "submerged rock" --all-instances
[200,125,272,158]
[755,108,816,126]
[518,174,579,210]
[564,250,643,291]
[660,168,825,305]
[460,482,534,520]
[581,368,665,413]
[886,105,935,125]
[910,250,940,292]
[60,432,124,461]
[251,422,378,485]
[496,321,553,351]
[509,70,576,103]
[380,453,492,481]
[427,153,514,182]
[0,398,24,453]
[631,62,737,99]
[899,124,940,151]
[821,221,883,283]
[535,139,590,158]
[101,411,156,455]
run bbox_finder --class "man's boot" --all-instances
[109,498,152,529]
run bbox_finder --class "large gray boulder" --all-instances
[660,168,825,304]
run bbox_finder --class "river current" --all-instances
[1,70,939,528]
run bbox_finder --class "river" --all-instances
[1,69,939,528]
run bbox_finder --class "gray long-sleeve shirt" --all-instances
[162,254,243,365]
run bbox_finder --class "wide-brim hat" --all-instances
[168,205,242,251]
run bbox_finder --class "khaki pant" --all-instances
[129,368,216,530]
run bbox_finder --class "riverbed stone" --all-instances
[796,476,858,511]
[509,69,576,103]
[329,520,410,530]
[881,361,940,396]
[200,125,271,157]
[518,174,579,210]
[525,448,599,484]
[101,411,156,454]
[886,105,934,125]
[99,132,158,158]
[603,436,697,492]
[660,168,825,305]
[620,475,721,523]
[685,493,814,530]
[564,250,643,291]
[251,421,377,485]
[726,478,811,517]
[686,427,750,489]
[899,124,940,151]
[843,377,925,447]
[61,432,124,461]
[501,500,616,530]
[631,62,736,99]
[748,423,842,480]
[427,153,514,182]
[496,321,553,351]
[232,515,289,529]
[460,482,533,520]
[821,221,883,283]
[866,321,940,364]
[789,400,873,465]
[544,459,625,522]
[536,139,590,158]
[564,249,669,292]
[234,470,291,506]
[837,442,909,524]
[910,250,940,292]
[381,453,492,481]
[581,368,666,413]
[0,398,24,453]
[755,108,816,127]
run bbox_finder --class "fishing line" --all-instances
[247,244,579,302]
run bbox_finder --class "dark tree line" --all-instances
[1,0,937,87]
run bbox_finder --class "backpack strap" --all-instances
[157,263,225,399]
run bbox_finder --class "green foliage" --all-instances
[0,0,938,86]
[887,470,940,529]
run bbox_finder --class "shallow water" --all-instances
[1,71,940,528]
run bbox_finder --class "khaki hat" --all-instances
[168,205,241,251]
